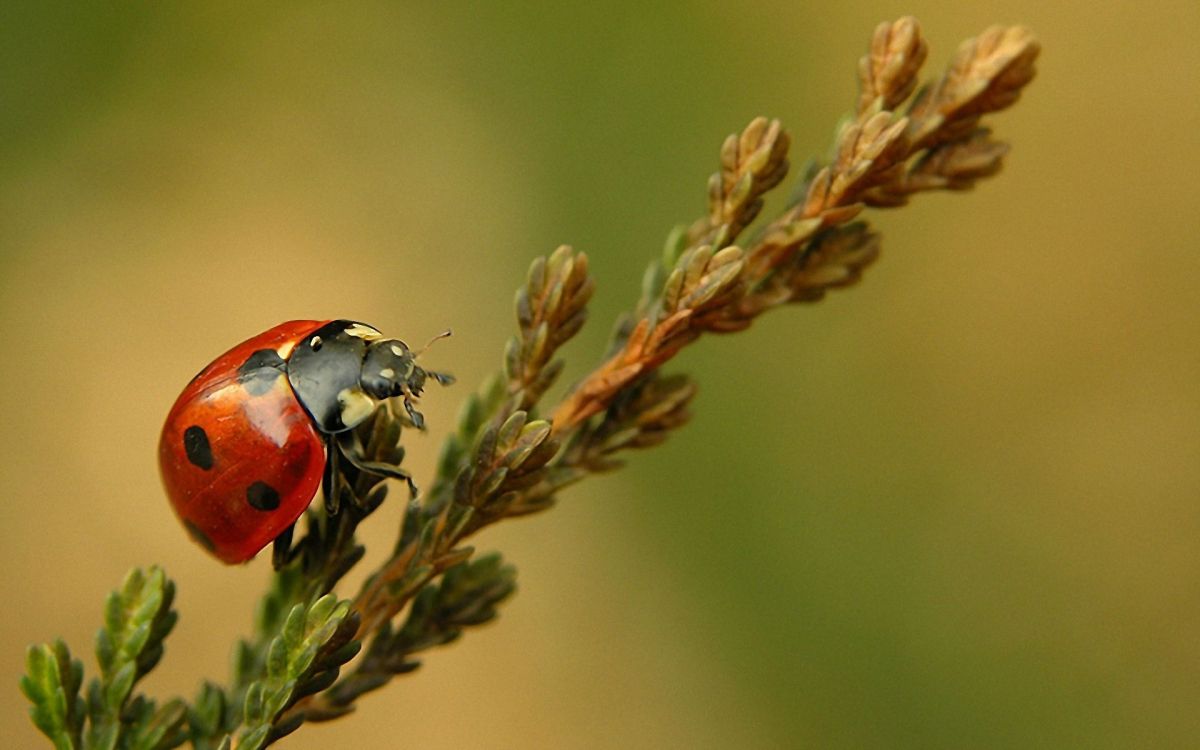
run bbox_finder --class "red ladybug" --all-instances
[159,319,451,564]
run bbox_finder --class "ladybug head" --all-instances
[361,339,421,399]
[360,334,454,412]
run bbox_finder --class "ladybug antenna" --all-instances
[415,329,455,387]
[415,328,452,359]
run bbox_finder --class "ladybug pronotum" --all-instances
[158,319,451,565]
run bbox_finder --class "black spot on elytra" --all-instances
[238,349,286,396]
[246,481,281,511]
[183,425,214,470]
[183,519,217,553]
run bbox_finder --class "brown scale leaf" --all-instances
[454,411,558,519]
[554,245,745,431]
[819,111,910,210]
[858,16,928,113]
[507,245,594,410]
[908,25,1039,149]
[561,373,698,474]
[910,128,1010,189]
[863,127,1012,206]
[785,223,881,303]
[704,117,791,244]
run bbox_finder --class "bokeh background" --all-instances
[3,2,1197,748]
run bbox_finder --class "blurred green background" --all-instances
[3,2,1198,748]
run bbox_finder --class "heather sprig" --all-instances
[22,17,1037,748]
[21,568,187,750]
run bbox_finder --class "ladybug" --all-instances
[158,319,451,565]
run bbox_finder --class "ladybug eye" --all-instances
[310,336,322,351]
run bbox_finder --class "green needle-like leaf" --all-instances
[229,594,358,746]
[20,640,85,750]
[82,566,179,750]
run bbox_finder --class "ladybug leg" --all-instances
[401,396,426,431]
[398,381,445,432]
[271,523,296,570]
[323,435,342,516]
[335,430,419,499]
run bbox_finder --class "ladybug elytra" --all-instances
[158,319,451,564]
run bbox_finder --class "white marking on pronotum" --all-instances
[379,367,395,379]
[344,323,383,340]
[391,344,406,357]
[310,335,322,348]
[337,387,377,428]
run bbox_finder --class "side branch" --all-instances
[553,17,1037,433]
